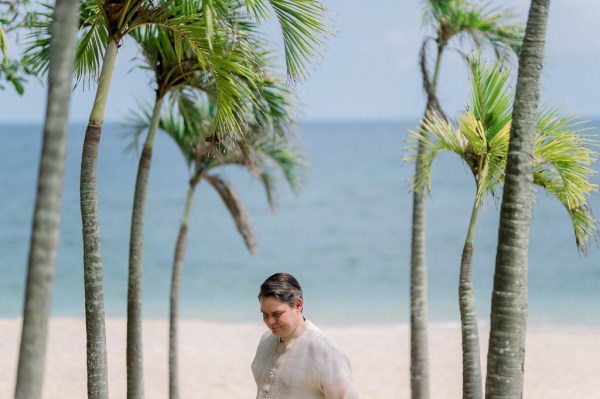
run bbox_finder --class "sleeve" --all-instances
[318,341,360,399]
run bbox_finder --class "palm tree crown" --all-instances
[407,55,599,250]
[421,0,523,56]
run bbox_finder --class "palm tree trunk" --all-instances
[485,1,550,398]
[459,198,482,399]
[14,2,78,398]
[169,185,196,399]
[410,179,429,399]
[127,96,163,399]
[81,38,119,399]
[411,43,445,399]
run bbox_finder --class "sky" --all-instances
[1,0,599,123]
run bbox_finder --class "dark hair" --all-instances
[258,272,303,308]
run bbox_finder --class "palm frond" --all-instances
[165,91,215,167]
[482,119,510,202]
[451,2,523,58]
[246,0,330,82]
[141,11,264,138]
[0,25,7,55]
[74,1,109,88]
[405,110,466,192]
[533,108,599,251]
[252,73,298,135]
[420,0,455,31]
[258,170,277,211]
[467,53,513,141]
[254,135,309,198]
[120,98,154,155]
[22,1,111,86]
[205,173,257,254]
[423,0,523,61]
[20,3,54,77]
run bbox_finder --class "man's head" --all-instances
[258,273,304,341]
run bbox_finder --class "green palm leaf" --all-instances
[467,54,513,141]
[75,2,109,87]
[406,110,466,193]
[246,0,329,82]
[422,0,524,58]
[0,25,7,55]
[407,56,599,251]
[205,173,257,254]
[534,107,599,251]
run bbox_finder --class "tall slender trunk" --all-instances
[169,185,196,399]
[127,96,163,399]
[410,43,444,399]
[485,1,550,398]
[14,2,78,398]
[81,38,119,399]
[459,198,482,399]
[410,182,429,399]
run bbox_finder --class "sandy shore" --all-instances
[1,318,599,398]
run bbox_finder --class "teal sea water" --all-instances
[1,121,599,327]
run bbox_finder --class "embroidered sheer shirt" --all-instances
[251,320,359,399]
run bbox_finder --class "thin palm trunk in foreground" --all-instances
[459,199,482,399]
[169,186,196,399]
[127,96,163,399]
[485,1,550,397]
[410,46,444,399]
[15,2,79,398]
[81,39,119,399]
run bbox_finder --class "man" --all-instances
[251,272,359,399]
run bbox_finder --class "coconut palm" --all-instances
[14,2,79,399]
[25,1,326,397]
[124,19,268,399]
[77,5,262,398]
[407,56,598,399]
[124,86,305,399]
[411,3,524,397]
[485,1,555,397]
[123,7,316,396]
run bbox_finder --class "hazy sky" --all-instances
[1,0,599,123]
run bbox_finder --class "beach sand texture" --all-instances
[1,318,599,398]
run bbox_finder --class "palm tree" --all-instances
[411,2,524,397]
[25,1,326,397]
[75,4,262,398]
[122,2,324,395]
[407,56,598,399]
[124,18,267,399]
[484,1,553,397]
[13,2,79,399]
[124,87,305,399]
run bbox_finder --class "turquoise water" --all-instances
[1,121,599,327]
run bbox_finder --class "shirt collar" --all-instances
[281,317,308,344]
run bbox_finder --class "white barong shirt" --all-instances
[251,320,359,399]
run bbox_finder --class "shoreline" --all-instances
[4,314,600,331]
[2,317,599,398]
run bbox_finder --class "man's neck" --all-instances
[281,316,306,343]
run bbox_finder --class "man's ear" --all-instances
[296,298,303,312]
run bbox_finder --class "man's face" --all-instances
[260,296,304,340]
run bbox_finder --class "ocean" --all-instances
[1,121,599,327]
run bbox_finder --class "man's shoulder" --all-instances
[302,321,342,352]
[257,329,277,347]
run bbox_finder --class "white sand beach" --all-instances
[1,318,599,398]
